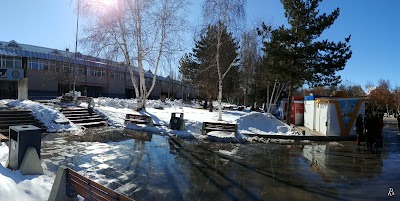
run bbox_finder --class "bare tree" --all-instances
[80,0,188,110]
[202,0,246,121]
[240,30,258,106]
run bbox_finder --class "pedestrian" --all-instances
[365,113,376,149]
[376,114,384,148]
[397,115,400,131]
[355,114,364,145]
[88,97,95,115]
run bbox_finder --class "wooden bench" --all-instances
[125,114,153,126]
[222,106,234,111]
[201,122,238,135]
[49,166,133,201]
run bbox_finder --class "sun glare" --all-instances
[98,0,114,7]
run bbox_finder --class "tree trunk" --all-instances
[218,78,223,120]
[264,86,269,112]
[209,99,213,112]
[216,27,223,121]
[286,83,293,125]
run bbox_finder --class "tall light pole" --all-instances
[73,0,80,100]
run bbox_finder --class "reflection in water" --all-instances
[41,127,399,201]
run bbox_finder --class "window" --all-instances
[43,61,50,71]
[88,67,95,77]
[5,57,14,68]
[77,67,84,75]
[14,58,22,68]
[0,56,5,67]
[29,59,40,70]
[95,69,102,77]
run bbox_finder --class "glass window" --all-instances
[88,67,95,77]
[14,58,22,69]
[43,61,50,71]
[6,57,14,68]
[95,69,102,77]
[0,56,4,67]
[29,59,39,70]
[77,67,84,75]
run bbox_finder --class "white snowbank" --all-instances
[2,100,79,133]
[0,143,53,201]
[90,98,295,142]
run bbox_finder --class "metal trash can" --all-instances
[169,113,185,130]
[8,125,41,170]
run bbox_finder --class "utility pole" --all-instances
[73,0,80,102]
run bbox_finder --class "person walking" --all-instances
[397,115,400,131]
[355,114,364,145]
[375,114,384,148]
[88,97,95,115]
[365,113,376,149]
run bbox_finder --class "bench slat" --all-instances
[67,168,132,201]
[70,180,113,201]
[202,122,237,135]
[68,170,118,197]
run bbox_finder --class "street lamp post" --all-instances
[72,0,80,103]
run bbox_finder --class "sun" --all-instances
[98,0,114,7]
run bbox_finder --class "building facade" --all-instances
[0,40,196,100]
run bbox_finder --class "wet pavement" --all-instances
[41,124,400,201]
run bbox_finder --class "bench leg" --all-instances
[48,165,78,201]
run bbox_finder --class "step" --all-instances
[0,116,35,121]
[0,122,43,129]
[60,107,87,112]
[76,121,107,128]
[0,119,37,125]
[67,115,101,120]
[71,117,104,124]
[0,113,34,117]
[0,126,47,136]
[61,110,90,115]
[0,110,32,114]
[62,113,92,117]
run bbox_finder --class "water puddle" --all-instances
[41,126,400,200]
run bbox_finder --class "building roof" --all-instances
[0,40,180,82]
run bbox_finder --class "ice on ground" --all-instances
[218,146,239,156]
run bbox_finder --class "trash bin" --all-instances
[169,113,185,130]
[8,125,41,170]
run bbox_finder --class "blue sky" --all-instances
[1,0,399,89]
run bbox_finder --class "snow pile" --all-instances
[5,100,79,133]
[218,146,239,156]
[90,98,294,142]
[0,143,53,201]
[237,112,291,135]
[94,97,200,109]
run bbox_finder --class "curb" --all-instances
[245,134,356,141]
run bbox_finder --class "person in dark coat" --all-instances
[397,115,400,131]
[365,113,376,149]
[376,114,384,148]
[355,114,364,145]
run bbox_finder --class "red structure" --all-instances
[291,97,304,125]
